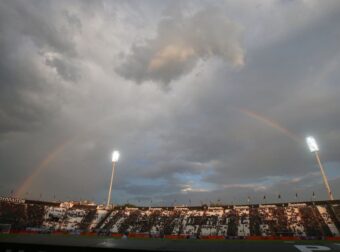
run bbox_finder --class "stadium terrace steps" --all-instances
[101,210,124,231]
[317,205,339,236]
[94,209,113,230]
[78,209,96,231]
[311,205,333,236]
[327,204,340,231]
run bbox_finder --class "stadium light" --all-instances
[112,151,120,162]
[306,136,319,152]
[305,136,334,201]
[107,150,120,208]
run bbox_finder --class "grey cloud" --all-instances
[140,160,209,179]
[0,47,58,135]
[1,0,340,206]
[64,10,82,33]
[45,57,79,82]
[116,7,244,85]
[4,1,78,56]
[0,1,84,135]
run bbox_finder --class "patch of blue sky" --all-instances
[128,177,167,187]
[173,172,217,191]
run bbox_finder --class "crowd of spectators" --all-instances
[1,197,339,239]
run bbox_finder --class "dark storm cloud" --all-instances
[116,7,244,85]
[0,1,83,135]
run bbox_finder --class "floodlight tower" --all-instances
[107,151,120,207]
[306,136,334,200]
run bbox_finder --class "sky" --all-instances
[1,0,340,206]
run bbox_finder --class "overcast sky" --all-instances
[1,0,340,206]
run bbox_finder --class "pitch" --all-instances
[1,234,340,252]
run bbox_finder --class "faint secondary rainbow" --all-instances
[14,108,301,198]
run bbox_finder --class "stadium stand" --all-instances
[0,197,340,239]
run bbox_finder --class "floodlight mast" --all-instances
[107,151,119,208]
[306,137,334,201]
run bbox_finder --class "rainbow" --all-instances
[14,108,301,198]
[238,108,301,144]
[14,139,75,198]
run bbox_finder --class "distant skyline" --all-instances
[1,0,340,206]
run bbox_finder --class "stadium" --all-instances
[2,1,340,251]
